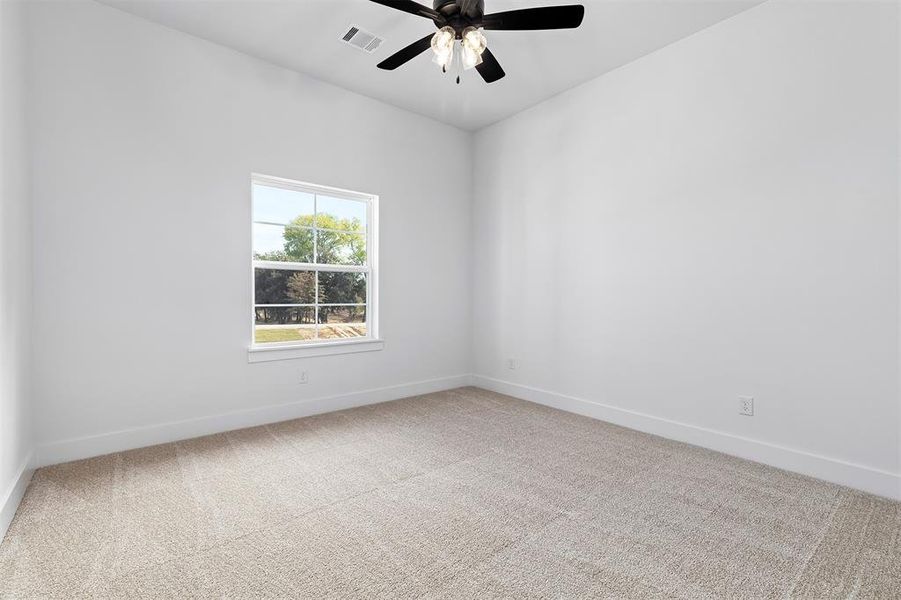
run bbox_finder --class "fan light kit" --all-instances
[430,26,487,81]
[370,0,585,84]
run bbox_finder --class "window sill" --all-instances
[247,338,385,363]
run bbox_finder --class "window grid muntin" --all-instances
[256,304,367,308]
[253,221,365,236]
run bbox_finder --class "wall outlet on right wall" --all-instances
[738,396,754,416]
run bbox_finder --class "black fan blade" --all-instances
[481,5,585,30]
[476,48,505,83]
[377,33,434,70]
[369,0,443,23]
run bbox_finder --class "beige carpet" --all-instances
[1,387,899,599]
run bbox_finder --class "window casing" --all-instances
[250,174,378,352]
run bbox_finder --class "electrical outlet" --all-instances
[738,396,754,416]
[507,359,520,370]
[299,370,309,384]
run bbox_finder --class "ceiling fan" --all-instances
[369,0,585,84]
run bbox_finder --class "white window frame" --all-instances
[248,173,382,362]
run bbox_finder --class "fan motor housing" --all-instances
[434,0,484,20]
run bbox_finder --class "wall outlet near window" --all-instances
[507,359,520,370]
[738,396,754,416]
[299,370,309,384]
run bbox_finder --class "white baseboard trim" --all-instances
[35,374,473,468]
[1,452,34,543]
[472,375,901,501]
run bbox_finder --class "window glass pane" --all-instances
[253,184,314,227]
[254,306,317,344]
[320,305,366,323]
[253,223,314,263]
[319,306,367,340]
[254,268,315,304]
[318,272,366,305]
[316,195,366,232]
[316,230,366,265]
[279,226,315,263]
[253,223,284,258]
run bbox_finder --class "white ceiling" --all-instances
[98,0,763,131]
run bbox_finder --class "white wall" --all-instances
[28,0,472,461]
[472,0,901,498]
[0,0,34,536]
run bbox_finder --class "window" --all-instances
[250,174,379,358]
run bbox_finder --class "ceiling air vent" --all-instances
[341,25,384,54]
